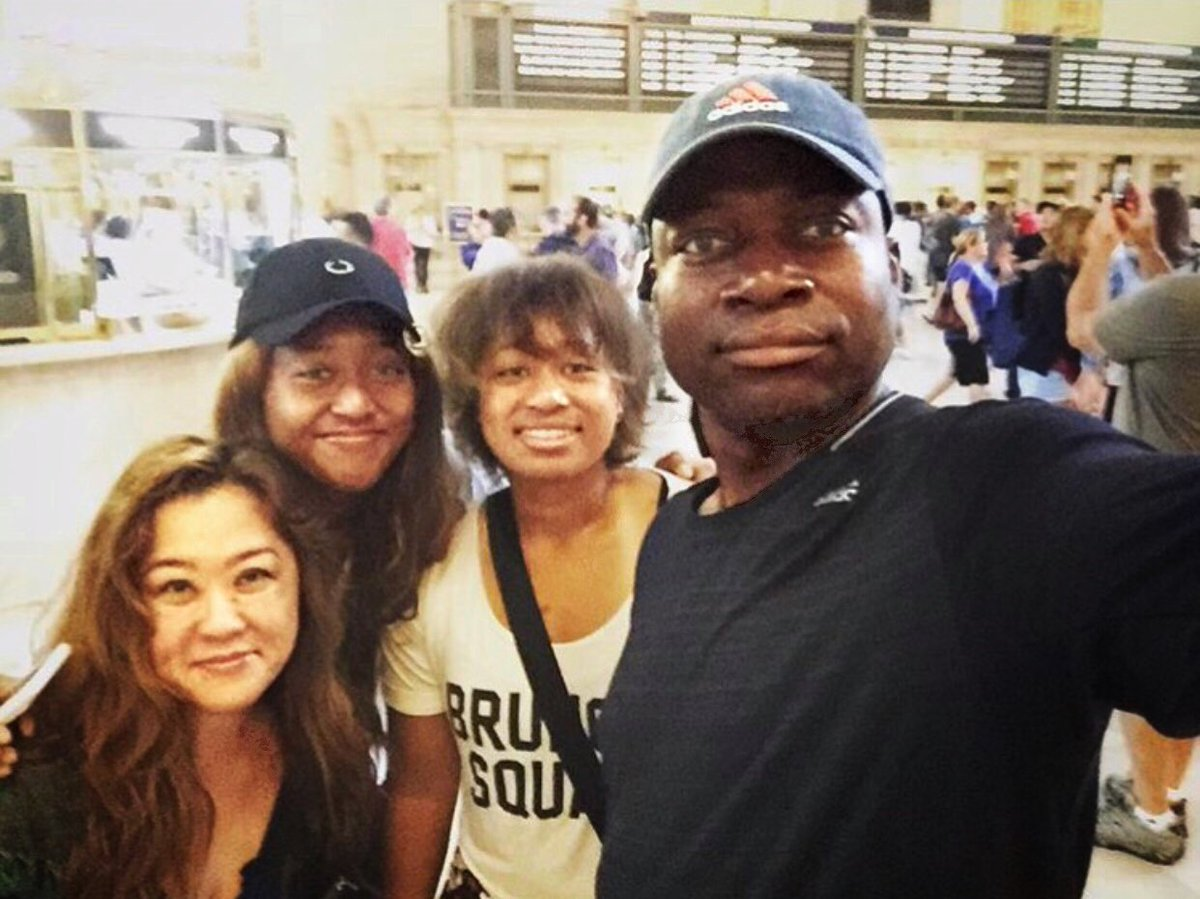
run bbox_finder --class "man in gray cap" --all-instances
[595,72,1200,898]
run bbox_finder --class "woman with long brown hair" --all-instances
[2,239,464,777]
[1014,205,1095,405]
[211,238,464,735]
[0,436,380,898]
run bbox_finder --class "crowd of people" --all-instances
[0,69,1197,899]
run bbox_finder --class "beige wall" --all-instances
[337,100,1200,220]
[0,340,227,649]
[1101,0,1200,45]
[5,0,1200,212]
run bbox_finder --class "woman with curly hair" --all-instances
[0,436,381,898]
[381,256,688,899]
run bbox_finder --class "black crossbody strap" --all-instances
[484,488,606,838]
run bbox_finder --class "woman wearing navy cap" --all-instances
[213,237,465,735]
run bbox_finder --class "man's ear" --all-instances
[886,246,902,288]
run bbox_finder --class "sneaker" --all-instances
[1094,792,1186,865]
[1104,774,1188,838]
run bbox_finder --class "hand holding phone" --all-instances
[1110,155,1134,210]
[0,644,71,726]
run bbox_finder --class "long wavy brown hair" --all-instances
[1042,206,1094,269]
[33,436,378,899]
[212,324,464,731]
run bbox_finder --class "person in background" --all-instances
[461,209,492,272]
[888,200,925,297]
[471,207,521,274]
[924,227,995,404]
[1067,189,1200,867]
[1013,198,1038,240]
[372,197,415,290]
[381,256,686,899]
[924,192,962,297]
[1013,205,1094,405]
[1014,201,1060,264]
[568,196,619,283]
[332,211,375,249]
[407,204,439,294]
[959,198,984,226]
[532,205,578,257]
[984,202,1014,270]
[0,436,381,898]
[1093,185,1195,421]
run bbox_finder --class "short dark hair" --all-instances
[893,201,913,217]
[489,207,516,237]
[575,196,600,229]
[335,211,374,245]
[436,256,650,475]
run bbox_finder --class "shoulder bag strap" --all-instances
[484,488,607,838]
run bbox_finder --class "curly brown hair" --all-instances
[34,436,378,899]
[435,255,651,475]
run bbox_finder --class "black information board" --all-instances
[489,11,1200,123]
[513,21,628,95]
[1058,41,1200,116]
[863,29,1051,109]
[639,19,854,98]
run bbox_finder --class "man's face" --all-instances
[650,137,897,439]
[567,206,584,237]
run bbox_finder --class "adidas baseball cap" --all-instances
[231,238,414,347]
[643,72,891,229]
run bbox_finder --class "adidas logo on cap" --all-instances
[706,80,790,121]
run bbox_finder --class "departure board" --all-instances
[513,21,628,95]
[1057,42,1200,116]
[862,30,1051,109]
[638,20,854,98]
[484,9,1200,124]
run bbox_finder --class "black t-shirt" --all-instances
[597,396,1200,899]
[1014,232,1047,263]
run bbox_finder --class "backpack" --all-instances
[985,274,1028,368]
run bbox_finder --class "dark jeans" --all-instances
[414,246,431,292]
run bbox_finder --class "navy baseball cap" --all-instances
[643,72,891,230]
[231,238,414,347]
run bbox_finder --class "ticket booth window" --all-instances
[85,149,227,329]
[1041,160,1079,204]
[504,154,549,235]
[1151,159,1185,189]
[0,193,39,328]
[383,153,439,224]
[983,158,1020,205]
[224,123,297,287]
